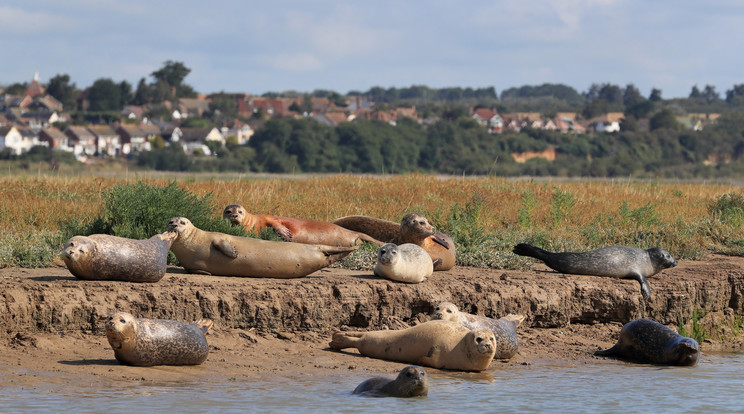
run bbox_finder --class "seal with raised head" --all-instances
[330,319,496,372]
[168,217,357,278]
[432,301,524,359]
[332,213,456,271]
[512,243,677,299]
[105,311,213,366]
[595,318,699,366]
[223,204,382,247]
[61,232,176,282]
[374,243,433,283]
[353,365,429,398]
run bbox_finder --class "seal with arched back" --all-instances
[512,243,677,299]
[594,318,699,366]
[105,311,212,366]
[353,365,429,398]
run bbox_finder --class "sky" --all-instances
[1,0,742,99]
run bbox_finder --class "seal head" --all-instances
[353,365,429,398]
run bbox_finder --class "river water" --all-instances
[2,353,742,413]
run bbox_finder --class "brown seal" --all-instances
[595,318,699,366]
[168,216,357,278]
[61,232,176,282]
[332,213,456,271]
[432,302,524,359]
[353,365,429,398]
[105,311,212,366]
[512,244,677,299]
[330,320,496,372]
[223,204,383,247]
[374,243,433,283]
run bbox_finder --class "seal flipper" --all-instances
[212,239,238,258]
[623,273,652,300]
[431,234,451,249]
[512,243,551,261]
[194,319,213,334]
[594,343,621,357]
[432,258,443,269]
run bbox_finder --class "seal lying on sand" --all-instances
[353,365,429,398]
[595,318,699,366]
[332,213,456,271]
[330,320,496,372]
[168,217,357,278]
[432,301,524,359]
[105,311,212,366]
[223,204,382,247]
[374,243,433,283]
[512,243,677,299]
[61,232,176,282]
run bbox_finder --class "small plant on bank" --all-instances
[678,309,707,344]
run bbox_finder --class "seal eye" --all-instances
[446,309,452,313]
[476,337,483,344]
[180,220,185,225]
[119,318,126,323]
[406,372,412,378]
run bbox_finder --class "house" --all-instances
[26,95,63,112]
[176,127,223,155]
[65,126,97,155]
[176,98,210,119]
[312,111,349,126]
[220,119,254,144]
[120,105,146,120]
[116,124,158,154]
[246,97,293,118]
[25,72,45,98]
[38,127,71,151]
[588,113,623,133]
[87,124,121,156]
[0,125,26,155]
[517,112,543,129]
[471,108,504,133]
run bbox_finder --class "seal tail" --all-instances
[512,243,551,261]
[329,331,363,350]
[322,245,360,264]
[502,314,526,327]
[594,344,620,357]
[194,319,214,334]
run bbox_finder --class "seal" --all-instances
[594,318,699,366]
[167,216,357,278]
[432,301,524,359]
[512,243,677,299]
[105,311,213,366]
[223,204,382,247]
[332,213,456,271]
[353,365,429,398]
[330,319,496,372]
[61,232,176,282]
[374,243,433,283]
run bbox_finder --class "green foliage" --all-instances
[708,192,744,226]
[518,190,538,228]
[550,187,575,228]
[0,231,65,268]
[678,309,707,343]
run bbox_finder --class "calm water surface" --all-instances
[2,353,742,413]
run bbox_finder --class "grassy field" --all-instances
[1,172,743,269]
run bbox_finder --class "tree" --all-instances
[208,92,238,121]
[649,108,680,131]
[624,99,654,119]
[4,82,27,95]
[118,80,132,107]
[702,85,720,103]
[689,85,702,99]
[151,60,191,88]
[623,84,643,106]
[725,84,744,105]
[597,83,623,104]
[649,88,662,102]
[131,78,150,105]
[46,74,78,110]
[87,78,122,111]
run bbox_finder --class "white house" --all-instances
[0,126,27,154]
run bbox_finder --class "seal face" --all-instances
[105,311,212,366]
[61,233,175,282]
[512,243,678,299]
[595,318,699,366]
[432,301,524,359]
[329,319,496,372]
[353,365,429,398]
[374,243,433,283]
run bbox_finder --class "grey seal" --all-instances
[374,243,433,283]
[353,365,429,398]
[595,318,699,366]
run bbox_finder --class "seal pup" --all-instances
[353,365,429,398]
[105,311,212,366]
[330,320,496,372]
[332,213,456,271]
[61,232,176,282]
[432,301,524,359]
[374,243,433,283]
[512,243,677,299]
[168,217,357,278]
[595,318,699,366]
[223,204,382,247]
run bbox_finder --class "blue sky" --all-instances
[1,0,741,99]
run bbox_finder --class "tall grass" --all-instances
[0,174,742,268]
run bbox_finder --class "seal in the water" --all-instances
[61,232,176,282]
[105,311,212,366]
[432,301,524,359]
[512,243,677,299]
[353,365,429,398]
[168,217,357,278]
[332,213,456,271]
[223,204,382,247]
[594,318,699,366]
[374,243,433,283]
[330,319,496,372]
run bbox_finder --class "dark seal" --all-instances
[353,365,429,398]
[105,312,213,366]
[595,318,699,366]
[512,244,677,299]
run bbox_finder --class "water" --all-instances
[2,353,743,413]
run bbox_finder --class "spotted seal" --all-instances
[595,318,699,366]
[353,365,429,398]
[512,243,677,299]
[61,232,176,282]
[223,204,382,247]
[105,311,212,366]
[330,320,496,372]
[374,243,433,283]
[432,301,524,359]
